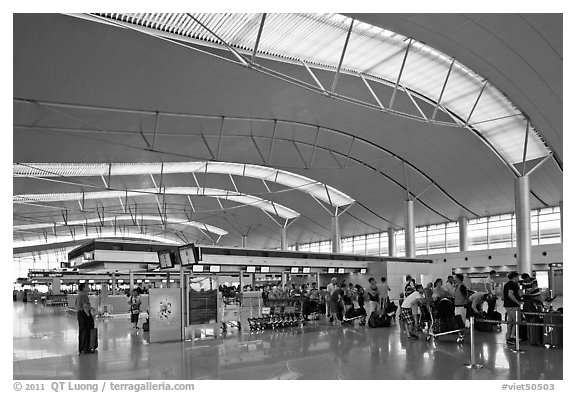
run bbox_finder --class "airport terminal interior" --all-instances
[13,13,563,380]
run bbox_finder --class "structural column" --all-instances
[331,216,341,253]
[280,227,288,250]
[111,275,117,295]
[129,269,134,293]
[559,201,563,243]
[515,176,532,274]
[387,228,396,257]
[241,235,248,249]
[458,217,468,252]
[404,200,415,258]
[51,277,61,295]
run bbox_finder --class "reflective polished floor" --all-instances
[13,302,562,380]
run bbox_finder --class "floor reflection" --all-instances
[13,303,562,380]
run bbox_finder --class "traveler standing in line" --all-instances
[400,284,425,340]
[366,278,380,317]
[503,272,523,345]
[327,277,338,295]
[484,270,498,313]
[326,277,338,317]
[75,283,94,354]
[378,277,391,309]
[329,283,345,324]
[432,278,447,301]
[128,289,142,330]
[404,275,416,296]
[443,275,456,298]
[453,274,469,326]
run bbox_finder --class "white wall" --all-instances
[384,243,562,301]
[429,243,562,272]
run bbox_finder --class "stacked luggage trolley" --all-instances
[247,297,305,331]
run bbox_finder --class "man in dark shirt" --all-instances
[75,283,95,354]
[503,272,523,344]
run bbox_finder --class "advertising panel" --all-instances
[149,288,182,343]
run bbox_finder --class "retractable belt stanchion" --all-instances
[510,309,525,353]
[464,316,484,369]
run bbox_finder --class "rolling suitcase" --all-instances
[89,328,98,350]
[527,316,544,346]
[543,313,562,348]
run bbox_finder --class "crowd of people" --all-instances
[218,270,547,343]
[396,270,544,341]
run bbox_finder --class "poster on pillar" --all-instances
[149,288,182,343]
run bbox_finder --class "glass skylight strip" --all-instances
[14,161,354,207]
[13,230,182,249]
[14,186,300,220]
[13,214,229,236]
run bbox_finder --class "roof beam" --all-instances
[431,58,455,121]
[251,13,267,65]
[389,39,412,109]
[331,18,354,94]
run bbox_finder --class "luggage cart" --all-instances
[424,303,466,343]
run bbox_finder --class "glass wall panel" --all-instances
[290,206,560,259]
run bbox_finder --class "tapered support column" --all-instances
[295,243,300,251]
[280,227,288,250]
[559,201,563,243]
[52,278,61,295]
[515,176,532,274]
[387,228,396,257]
[129,269,134,293]
[241,235,248,249]
[331,216,341,253]
[459,217,468,252]
[111,276,116,295]
[404,200,415,258]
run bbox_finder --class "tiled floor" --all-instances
[13,302,562,380]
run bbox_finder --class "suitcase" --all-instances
[368,311,391,328]
[543,313,562,348]
[525,315,544,346]
[89,328,98,350]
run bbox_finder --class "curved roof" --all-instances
[14,161,354,208]
[13,13,562,252]
[14,187,300,220]
[13,229,182,249]
[14,214,228,236]
[86,12,552,167]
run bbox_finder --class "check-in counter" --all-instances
[67,293,149,315]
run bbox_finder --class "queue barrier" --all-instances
[464,310,563,369]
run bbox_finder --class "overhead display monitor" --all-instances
[303,267,311,274]
[338,268,345,274]
[209,265,221,273]
[328,268,336,274]
[260,266,270,273]
[178,244,201,266]
[192,265,204,273]
[290,267,299,274]
[360,268,367,274]
[246,266,256,273]
[157,250,175,269]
